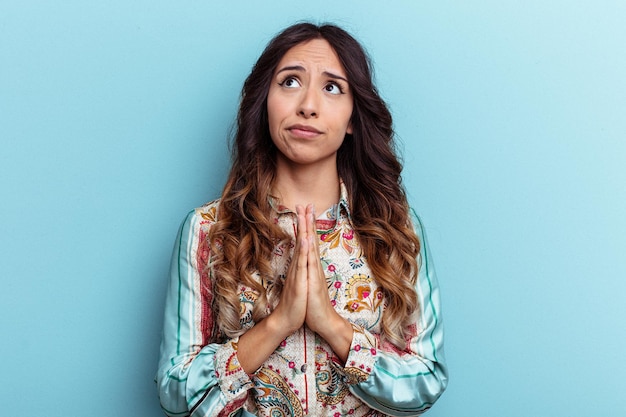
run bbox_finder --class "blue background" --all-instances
[2,1,625,416]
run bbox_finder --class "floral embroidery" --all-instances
[274,339,306,379]
[315,345,349,405]
[224,351,241,376]
[238,287,258,329]
[349,257,365,269]
[344,274,383,314]
[199,203,217,222]
[206,184,393,416]
[214,339,254,402]
[253,367,304,417]
[320,223,360,256]
[338,327,378,385]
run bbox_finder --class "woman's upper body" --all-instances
[156,184,446,416]
[156,22,447,416]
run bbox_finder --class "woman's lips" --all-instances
[288,124,322,139]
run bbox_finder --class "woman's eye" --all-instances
[324,83,343,95]
[281,77,301,88]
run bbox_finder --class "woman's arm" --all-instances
[156,209,252,417]
[336,212,448,416]
[156,206,312,416]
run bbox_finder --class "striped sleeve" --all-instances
[347,211,448,416]
[156,210,251,417]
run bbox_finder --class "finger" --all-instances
[295,235,308,274]
[306,204,315,236]
[292,214,303,258]
[284,234,308,312]
[287,206,308,284]
[307,205,322,260]
[307,237,316,273]
[296,204,309,256]
[307,235,325,282]
[295,224,309,272]
[306,205,321,261]
[296,204,306,237]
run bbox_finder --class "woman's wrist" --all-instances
[315,312,353,363]
[237,313,293,374]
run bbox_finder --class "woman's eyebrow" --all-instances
[275,65,348,83]
[275,65,305,75]
[323,71,348,83]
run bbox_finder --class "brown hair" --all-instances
[209,22,420,349]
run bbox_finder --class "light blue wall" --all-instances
[2,1,625,416]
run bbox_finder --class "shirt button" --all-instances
[300,364,307,372]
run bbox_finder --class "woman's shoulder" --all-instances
[194,198,221,222]
[179,199,221,232]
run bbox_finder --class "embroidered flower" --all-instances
[349,258,363,269]
[344,274,383,314]
[359,287,371,299]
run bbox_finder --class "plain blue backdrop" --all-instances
[1,1,625,416]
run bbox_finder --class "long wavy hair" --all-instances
[208,22,420,349]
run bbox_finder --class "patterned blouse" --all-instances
[156,184,447,416]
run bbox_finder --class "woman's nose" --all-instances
[298,88,319,118]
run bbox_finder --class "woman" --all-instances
[157,22,447,416]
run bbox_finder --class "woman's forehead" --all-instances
[275,39,347,77]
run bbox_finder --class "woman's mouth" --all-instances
[287,124,322,139]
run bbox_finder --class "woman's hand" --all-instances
[301,204,353,362]
[244,203,352,367]
[271,207,309,334]
[301,204,337,332]
[236,207,311,374]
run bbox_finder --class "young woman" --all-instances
[157,22,447,417]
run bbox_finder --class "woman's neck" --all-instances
[272,156,340,214]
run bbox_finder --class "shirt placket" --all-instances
[302,324,318,416]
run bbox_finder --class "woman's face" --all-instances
[267,39,353,168]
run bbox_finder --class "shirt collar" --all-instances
[268,180,352,225]
[336,180,352,220]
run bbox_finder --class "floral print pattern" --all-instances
[253,366,305,417]
[158,182,447,417]
[224,194,387,416]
